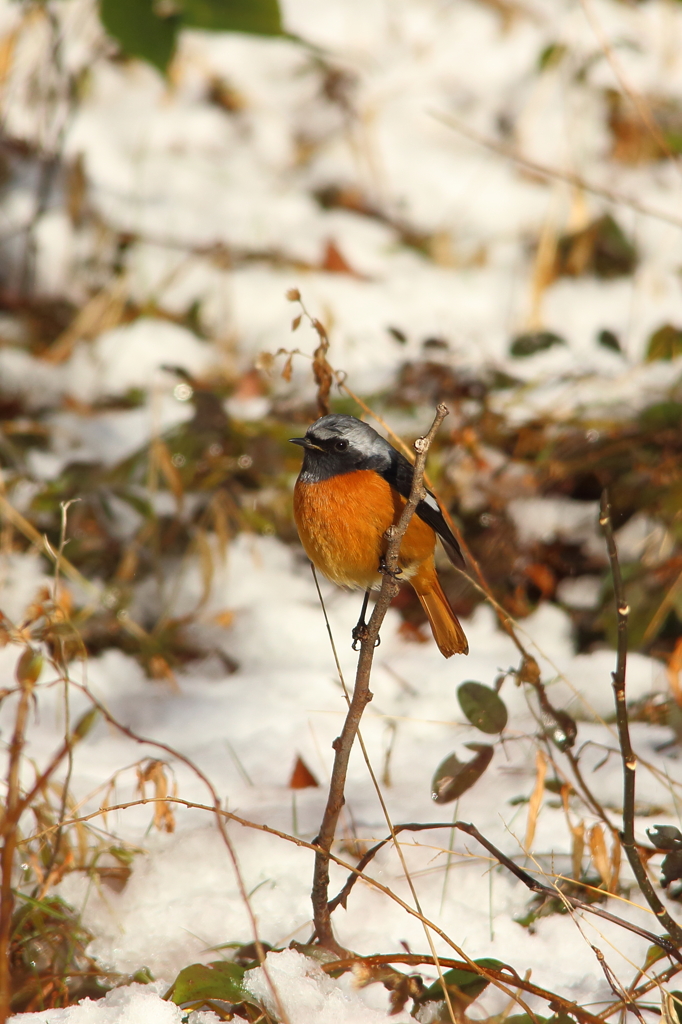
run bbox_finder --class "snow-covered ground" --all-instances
[1,0,682,1020]
[2,538,678,1023]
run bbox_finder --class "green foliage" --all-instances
[646,324,682,362]
[414,958,504,1020]
[71,708,100,742]
[647,825,682,891]
[506,1014,575,1024]
[179,0,282,34]
[457,681,508,734]
[515,875,607,931]
[431,743,493,804]
[555,214,638,279]
[166,959,246,1006]
[597,328,622,352]
[100,0,179,72]
[509,331,565,358]
[15,647,43,687]
[10,896,111,1013]
[537,42,567,72]
[99,0,282,73]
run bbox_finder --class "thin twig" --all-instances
[40,500,80,892]
[68,681,290,1024]
[310,404,449,950]
[311,569,459,1023]
[20,795,643,1023]
[599,492,682,946]
[320,954,603,1024]
[327,819,682,961]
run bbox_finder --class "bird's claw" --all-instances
[379,557,403,581]
[351,624,381,651]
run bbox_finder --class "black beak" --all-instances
[289,437,322,451]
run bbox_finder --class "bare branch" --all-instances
[311,405,449,950]
[600,491,682,946]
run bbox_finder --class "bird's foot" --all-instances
[351,623,381,651]
[379,557,403,581]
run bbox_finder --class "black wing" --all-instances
[380,453,466,570]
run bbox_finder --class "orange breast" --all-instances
[293,469,436,590]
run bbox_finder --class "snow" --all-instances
[1,0,682,1020]
[66,319,216,404]
[12,983,219,1024]
[245,949,411,1024]
[2,536,676,1023]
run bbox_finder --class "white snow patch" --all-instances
[65,319,215,402]
[244,948,412,1023]
[9,982,218,1023]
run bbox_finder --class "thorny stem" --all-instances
[599,491,682,945]
[310,404,449,950]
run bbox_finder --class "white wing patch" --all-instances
[423,492,440,512]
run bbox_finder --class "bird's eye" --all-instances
[335,439,349,452]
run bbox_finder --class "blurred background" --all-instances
[0,0,681,694]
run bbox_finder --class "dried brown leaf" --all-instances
[589,823,610,888]
[524,749,547,850]
[137,760,175,833]
[282,353,294,382]
[289,755,319,789]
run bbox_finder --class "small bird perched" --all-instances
[290,413,468,657]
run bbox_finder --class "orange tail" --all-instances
[412,561,469,657]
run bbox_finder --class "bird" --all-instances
[290,413,468,657]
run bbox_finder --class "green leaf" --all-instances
[166,960,246,1006]
[555,214,637,279]
[431,744,493,804]
[645,323,682,362]
[421,958,504,1008]
[647,825,682,851]
[458,681,508,734]
[100,0,179,72]
[597,329,622,352]
[15,648,43,687]
[643,942,668,969]
[71,708,100,742]
[537,42,567,72]
[639,401,682,429]
[509,331,565,358]
[506,1015,574,1024]
[506,1016,550,1024]
[178,0,282,34]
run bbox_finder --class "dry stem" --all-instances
[0,671,33,1020]
[599,491,682,946]
[310,403,449,950]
